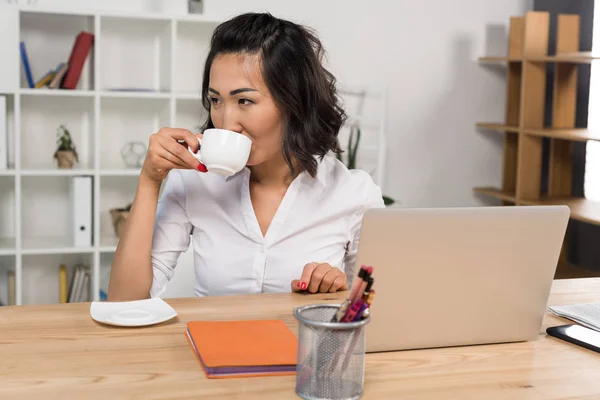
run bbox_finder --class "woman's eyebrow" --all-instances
[230,88,258,95]
[208,87,258,96]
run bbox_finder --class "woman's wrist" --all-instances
[139,170,164,190]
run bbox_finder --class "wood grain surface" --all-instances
[1,279,600,399]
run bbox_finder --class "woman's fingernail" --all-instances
[197,163,207,173]
[300,282,307,290]
[194,147,199,154]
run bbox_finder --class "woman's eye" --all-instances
[239,98,254,106]
[210,97,221,105]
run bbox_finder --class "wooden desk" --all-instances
[1,278,600,399]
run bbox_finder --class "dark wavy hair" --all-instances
[200,12,346,177]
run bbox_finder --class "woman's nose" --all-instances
[222,108,243,133]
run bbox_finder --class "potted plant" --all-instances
[53,125,79,169]
[110,203,132,238]
[336,123,396,206]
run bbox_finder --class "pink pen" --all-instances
[341,299,364,322]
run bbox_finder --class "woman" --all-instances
[107,12,384,301]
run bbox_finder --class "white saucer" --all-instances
[90,297,177,327]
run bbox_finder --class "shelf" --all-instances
[174,93,203,100]
[100,169,141,177]
[475,187,600,226]
[174,20,213,94]
[4,7,221,305]
[20,11,95,91]
[473,187,516,203]
[527,53,600,64]
[21,237,94,255]
[0,238,16,256]
[19,7,222,24]
[21,164,95,176]
[476,124,600,142]
[20,95,95,169]
[100,177,138,242]
[19,88,95,97]
[522,128,600,143]
[0,169,16,177]
[478,52,600,64]
[99,16,172,92]
[476,123,520,134]
[99,97,168,169]
[478,56,522,63]
[99,90,170,99]
[175,97,206,132]
[519,197,600,227]
[0,178,16,255]
[21,253,93,305]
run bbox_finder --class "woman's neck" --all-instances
[249,153,297,186]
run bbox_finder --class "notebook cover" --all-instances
[185,319,298,379]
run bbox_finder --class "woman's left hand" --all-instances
[291,262,348,293]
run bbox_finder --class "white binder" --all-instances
[0,96,7,170]
[71,176,93,247]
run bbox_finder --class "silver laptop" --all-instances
[355,205,570,353]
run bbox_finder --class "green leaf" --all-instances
[382,195,395,206]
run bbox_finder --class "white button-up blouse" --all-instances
[149,153,385,297]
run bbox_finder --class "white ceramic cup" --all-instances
[188,128,252,176]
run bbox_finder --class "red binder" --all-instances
[61,31,94,90]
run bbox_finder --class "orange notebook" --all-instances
[185,319,298,379]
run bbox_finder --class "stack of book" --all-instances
[20,31,94,90]
[59,264,90,303]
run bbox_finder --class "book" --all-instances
[59,264,67,303]
[61,31,94,90]
[19,41,34,88]
[549,303,600,332]
[34,69,56,88]
[67,264,90,303]
[49,62,68,89]
[185,319,298,378]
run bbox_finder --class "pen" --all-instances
[351,266,372,304]
[349,266,368,301]
[366,289,375,306]
[340,299,364,322]
[332,265,368,322]
[361,278,373,301]
[351,301,369,322]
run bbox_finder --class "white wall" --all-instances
[202,0,533,207]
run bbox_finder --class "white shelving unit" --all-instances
[0,7,221,305]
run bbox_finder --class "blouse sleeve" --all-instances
[343,173,385,285]
[149,170,193,297]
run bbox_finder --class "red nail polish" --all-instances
[300,282,307,290]
[197,163,207,173]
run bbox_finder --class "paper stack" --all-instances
[549,302,600,332]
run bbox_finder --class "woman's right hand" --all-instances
[141,127,207,183]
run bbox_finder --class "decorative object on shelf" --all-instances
[120,141,147,168]
[188,0,203,14]
[53,124,78,169]
[110,203,131,238]
[336,123,395,206]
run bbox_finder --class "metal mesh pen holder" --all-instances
[294,304,370,400]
